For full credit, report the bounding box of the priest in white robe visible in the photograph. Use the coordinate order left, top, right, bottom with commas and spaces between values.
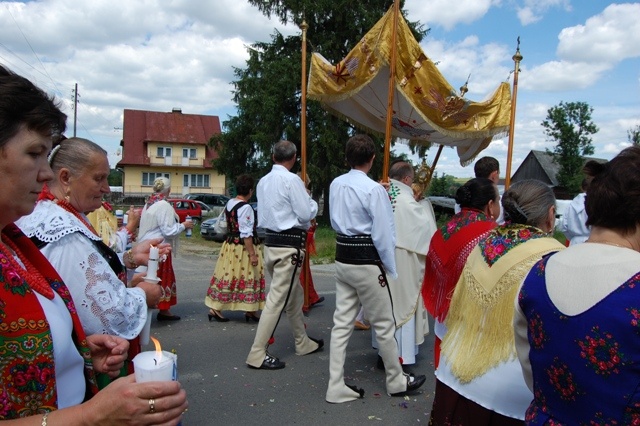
374, 161, 436, 370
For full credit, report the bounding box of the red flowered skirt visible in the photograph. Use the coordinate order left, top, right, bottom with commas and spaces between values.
157, 252, 177, 310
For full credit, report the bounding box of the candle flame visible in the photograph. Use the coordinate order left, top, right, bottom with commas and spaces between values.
151, 336, 163, 362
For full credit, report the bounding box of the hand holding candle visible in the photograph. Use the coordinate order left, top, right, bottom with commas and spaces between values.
145, 245, 159, 280
133, 337, 177, 382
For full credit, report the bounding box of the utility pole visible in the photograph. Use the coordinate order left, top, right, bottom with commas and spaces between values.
72, 83, 79, 137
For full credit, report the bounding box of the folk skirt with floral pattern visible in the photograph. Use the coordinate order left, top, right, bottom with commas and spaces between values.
205, 242, 266, 312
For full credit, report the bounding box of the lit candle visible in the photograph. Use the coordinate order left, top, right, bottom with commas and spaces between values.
146, 245, 159, 280
132, 337, 177, 382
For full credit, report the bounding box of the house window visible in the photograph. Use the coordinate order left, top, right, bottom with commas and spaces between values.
183, 174, 210, 188
142, 172, 170, 186
156, 146, 172, 158
182, 148, 197, 159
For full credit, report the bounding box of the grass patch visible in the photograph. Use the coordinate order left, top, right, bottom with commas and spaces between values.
311, 223, 336, 264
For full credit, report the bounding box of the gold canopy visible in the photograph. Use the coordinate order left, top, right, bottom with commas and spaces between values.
307, 6, 512, 165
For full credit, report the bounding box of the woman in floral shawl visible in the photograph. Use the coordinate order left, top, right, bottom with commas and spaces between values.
422, 178, 500, 368
515, 147, 640, 424
430, 179, 564, 426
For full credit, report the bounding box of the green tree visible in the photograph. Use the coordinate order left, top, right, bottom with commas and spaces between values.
542, 101, 598, 196
427, 172, 457, 197
628, 124, 640, 145
211, 1, 427, 217
108, 169, 123, 186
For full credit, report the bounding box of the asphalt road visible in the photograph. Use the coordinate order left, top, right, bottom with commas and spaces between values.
148, 240, 436, 425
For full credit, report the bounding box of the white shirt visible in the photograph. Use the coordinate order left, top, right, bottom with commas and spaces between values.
226, 198, 256, 238
329, 169, 397, 278
17, 201, 148, 339
257, 164, 317, 231
559, 192, 589, 245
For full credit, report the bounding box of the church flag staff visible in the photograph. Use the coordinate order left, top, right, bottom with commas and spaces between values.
505, 37, 523, 190
381, 0, 401, 182
299, 19, 312, 310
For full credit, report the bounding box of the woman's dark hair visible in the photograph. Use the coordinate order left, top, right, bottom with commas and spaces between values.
502, 179, 555, 227
0, 65, 66, 148
584, 145, 640, 235
235, 174, 255, 196
345, 134, 376, 167
454, 178, 497, 211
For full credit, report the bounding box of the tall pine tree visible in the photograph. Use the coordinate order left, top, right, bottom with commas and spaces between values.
210, 1, 427, 217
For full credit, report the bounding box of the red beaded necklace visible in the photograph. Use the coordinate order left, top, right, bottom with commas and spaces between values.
38, 185, 99, 237
0, 235, 54, 299
54, 197, 99, 237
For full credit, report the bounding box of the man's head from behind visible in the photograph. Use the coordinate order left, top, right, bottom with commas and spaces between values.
345, 134, 376, 169
474, 156, 500, 184
273, 140, 297, 166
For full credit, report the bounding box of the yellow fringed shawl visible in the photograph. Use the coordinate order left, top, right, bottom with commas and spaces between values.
441, 237, 565, 383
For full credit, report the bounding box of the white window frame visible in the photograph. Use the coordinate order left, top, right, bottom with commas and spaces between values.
183, 173, 210, 188
142, 172, 170, 186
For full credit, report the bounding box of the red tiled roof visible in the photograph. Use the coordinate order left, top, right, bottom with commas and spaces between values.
117, 108, 221, 167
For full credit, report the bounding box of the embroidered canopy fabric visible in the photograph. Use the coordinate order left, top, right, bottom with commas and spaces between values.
307, 7, 512, 165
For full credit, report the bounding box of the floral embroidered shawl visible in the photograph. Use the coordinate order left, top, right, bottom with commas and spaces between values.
422, 208, 495, 322
0, 224, 97, 419
441, 224, 565, 383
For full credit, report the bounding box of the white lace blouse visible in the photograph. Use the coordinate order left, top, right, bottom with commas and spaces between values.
16, 201, 148, 339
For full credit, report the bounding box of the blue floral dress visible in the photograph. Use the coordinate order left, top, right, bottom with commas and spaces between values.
519, 254, 640, 425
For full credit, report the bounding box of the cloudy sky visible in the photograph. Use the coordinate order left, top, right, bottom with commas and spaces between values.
1, 0, 639, 177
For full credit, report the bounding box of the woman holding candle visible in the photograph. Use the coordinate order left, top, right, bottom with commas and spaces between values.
205, 174, 266, 322
137, 177, 194, 321
17, 136, 163, 384
0, 64, 187, 425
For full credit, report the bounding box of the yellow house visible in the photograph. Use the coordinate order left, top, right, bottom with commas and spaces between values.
117, 108, 225, 198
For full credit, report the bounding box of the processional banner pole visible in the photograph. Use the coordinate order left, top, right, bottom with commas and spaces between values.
505, 38, 522, 190
382, 1, 401, 182
300, 19, 311, 310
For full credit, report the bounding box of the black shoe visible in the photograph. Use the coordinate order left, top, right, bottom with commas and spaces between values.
248, 354, 285, 370
157, 313, 181, 321
347, 384, 365, 398
308, 336, 324, 354
310, 296, 325, 307
207, 309, 229, 323
390, 374, 426, 396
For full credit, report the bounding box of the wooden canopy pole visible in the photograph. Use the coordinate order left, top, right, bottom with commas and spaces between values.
428, 144, 444, 181
381, 1, 400, 182
505, 38, 522, 190
299, 20, 311, 311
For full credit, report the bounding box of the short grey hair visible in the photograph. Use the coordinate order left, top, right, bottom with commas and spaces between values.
273, 140, 296, 163
48, 137, 107, 176
389, 161, 414, 181
502, 179, 555, 228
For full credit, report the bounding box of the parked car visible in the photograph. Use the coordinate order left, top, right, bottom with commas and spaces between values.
201, 203, 265, 242
166, 199, 202, 224
192, 200, 215, 217
184, 193, 229, 209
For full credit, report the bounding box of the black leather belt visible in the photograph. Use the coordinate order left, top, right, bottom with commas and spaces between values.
335, 234, 381, 265
265, 228, 307, 249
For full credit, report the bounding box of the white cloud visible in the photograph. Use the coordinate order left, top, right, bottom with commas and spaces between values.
516, 0, 572, 26
404, 0, 496, 30
557, 3, 640, 64
520, 60, 611, 91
